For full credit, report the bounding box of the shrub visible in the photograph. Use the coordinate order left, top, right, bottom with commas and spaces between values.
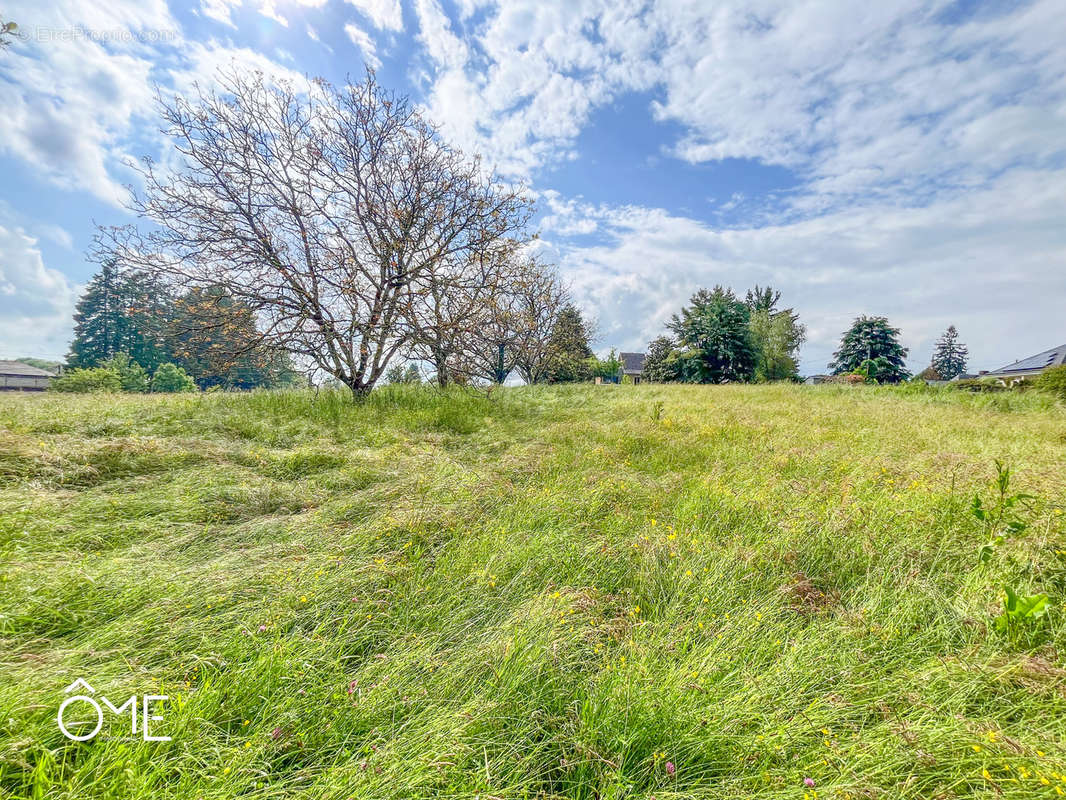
50, 367, 122, 393
1034, 364, 1066, 400
951, 378, 1006, 393
101, 352, 149, 393
151, 363, 198, 393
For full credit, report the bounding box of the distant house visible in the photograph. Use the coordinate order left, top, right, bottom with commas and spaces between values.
0, 360, 55, 391
983, 344, 1066, 382
804, 374, 832, 385
619, 352, 646, 384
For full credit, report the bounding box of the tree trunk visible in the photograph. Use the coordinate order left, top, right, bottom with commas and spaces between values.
434, 351, 450, 388
346, 379, 372, 401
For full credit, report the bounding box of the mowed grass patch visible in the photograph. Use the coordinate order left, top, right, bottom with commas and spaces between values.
0, 383, 1064, 799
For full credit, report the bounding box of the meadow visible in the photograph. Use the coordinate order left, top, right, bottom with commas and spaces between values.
0, 383, 1064, 799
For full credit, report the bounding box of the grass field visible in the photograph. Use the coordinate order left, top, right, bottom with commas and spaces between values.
1, 383, 1064, 799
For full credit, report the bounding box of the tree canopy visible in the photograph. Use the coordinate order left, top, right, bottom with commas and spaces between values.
745, 287, 805, 381
828, 316, 910, 382
667, 286, 756, 383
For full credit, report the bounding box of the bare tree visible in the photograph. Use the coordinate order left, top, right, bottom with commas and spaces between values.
406, 237, 525, 387
509, 260, 570, 385
95, 68, 533, 399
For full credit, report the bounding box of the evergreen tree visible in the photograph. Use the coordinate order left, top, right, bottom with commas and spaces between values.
641, 336, 680, 383
67, 260, 171, 371
745, 285, 782, 313
930, 325, 968, 380
828, 316, 910, 382
67, 260, 123, 368
544, 305, 593, 383
668, 286, 756, 383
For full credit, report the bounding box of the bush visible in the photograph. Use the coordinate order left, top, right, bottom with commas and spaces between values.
50, 367, 123, 393
151, 363, 198, 393
1034, 364, 1066, 399
101, 353, 149, 393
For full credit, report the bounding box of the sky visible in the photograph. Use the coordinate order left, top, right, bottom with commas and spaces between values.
0, 0, 1063, 375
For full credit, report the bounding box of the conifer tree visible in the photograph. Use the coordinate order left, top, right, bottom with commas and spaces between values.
544, 305, 593, 383
668, 286, 756, 383
828, 316, 910, 382
930, 325, 968, 380
67, 261, 171, 371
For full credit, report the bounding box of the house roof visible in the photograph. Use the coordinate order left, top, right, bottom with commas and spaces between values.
0, 360, 56, 377
985, 344, 1066, 376
619, 352, 646, 374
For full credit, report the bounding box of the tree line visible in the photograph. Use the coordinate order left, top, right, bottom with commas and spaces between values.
58, 259, 297, 392
631, 300, 968, 386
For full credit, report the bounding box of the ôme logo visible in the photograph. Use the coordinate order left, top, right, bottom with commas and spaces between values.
57, 678, 171, 742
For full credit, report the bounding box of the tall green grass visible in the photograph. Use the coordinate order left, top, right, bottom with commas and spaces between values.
0, 384, 1063, 799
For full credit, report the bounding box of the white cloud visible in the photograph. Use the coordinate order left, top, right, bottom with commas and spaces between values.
344, 23, 381, 70
0, 224, 78, 360
200, 0, 242, 28
413, 0, 468, 70
346, 0, 403, 32
0, 1, 174, 205
0, 0, 306, 206
411, 0, 1066, 213
198, 0, 329, 29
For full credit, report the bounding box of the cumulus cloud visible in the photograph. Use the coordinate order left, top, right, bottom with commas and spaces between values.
0, 224, 78, 360
0, 0, 307, 206
412, 0, 1066, 212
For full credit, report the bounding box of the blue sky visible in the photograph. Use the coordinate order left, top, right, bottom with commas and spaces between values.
1, 0, 1064, 374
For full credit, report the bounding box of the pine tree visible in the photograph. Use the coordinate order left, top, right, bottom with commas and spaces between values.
828, 316, 910, 382
67, 260, 123, 368
930, 325, 968, 380
544, 305, 593, 383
